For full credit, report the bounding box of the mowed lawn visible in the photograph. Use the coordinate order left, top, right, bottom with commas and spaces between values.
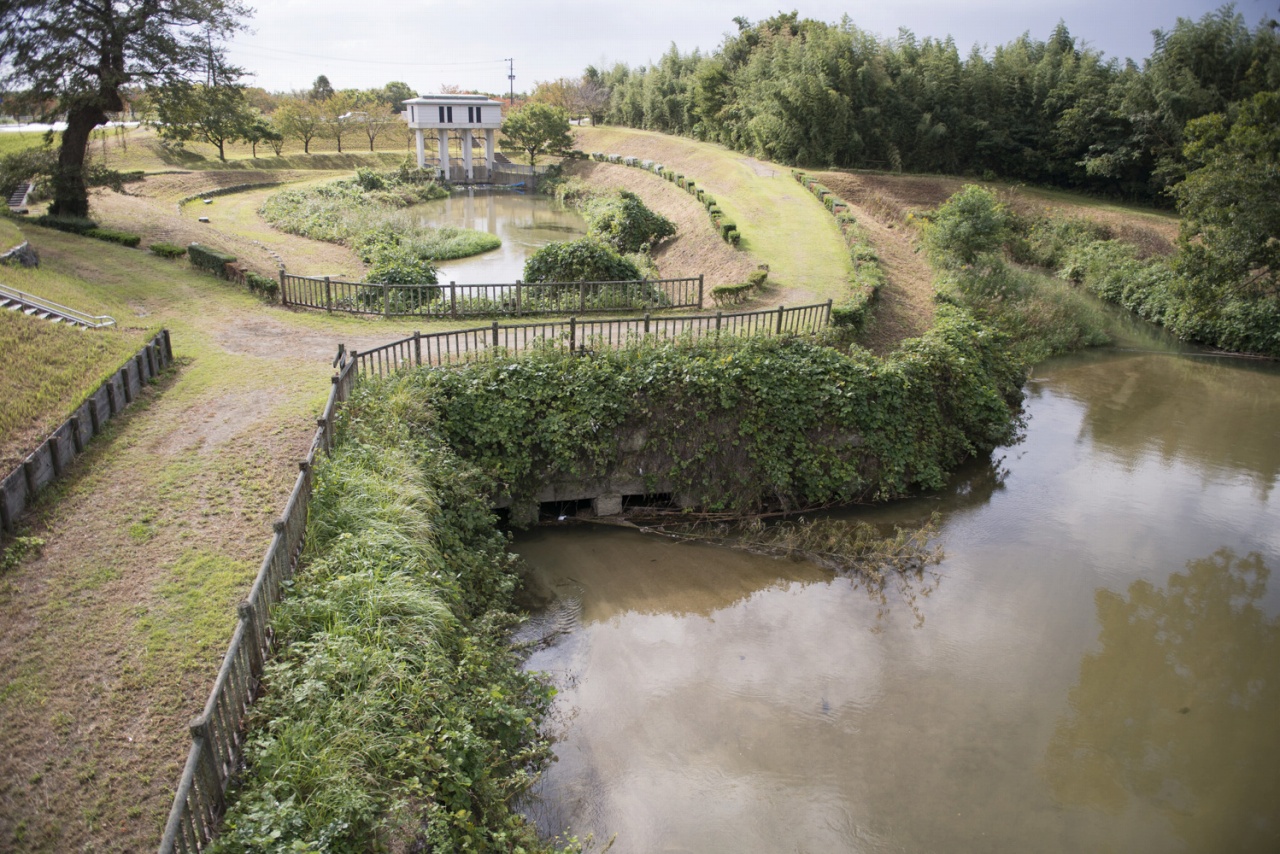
576, 126, 854, 306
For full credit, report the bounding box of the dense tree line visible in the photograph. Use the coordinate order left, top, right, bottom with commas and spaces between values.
592, 6, 1279, 203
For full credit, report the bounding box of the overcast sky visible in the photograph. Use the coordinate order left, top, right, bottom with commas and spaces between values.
225, 1, 1274, 95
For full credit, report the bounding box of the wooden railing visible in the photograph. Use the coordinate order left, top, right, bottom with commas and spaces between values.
349, 300, 834, 378
279, 271, 705, 317
157, 299, 831, 852
156, 354, 359, 854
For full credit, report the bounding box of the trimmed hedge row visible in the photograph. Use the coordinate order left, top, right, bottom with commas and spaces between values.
711, 267, 770, 306
187, 243, 237, 275
592, 151, 741, 247
792, 169, 885, 331
33, 214, 143, 249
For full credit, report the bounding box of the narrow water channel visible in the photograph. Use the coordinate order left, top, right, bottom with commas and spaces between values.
513, 330, 1280, 852
410, 190, 586, 284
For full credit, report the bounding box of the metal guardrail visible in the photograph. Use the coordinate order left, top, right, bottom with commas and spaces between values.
280, 271, 705, 317
0, 283, 116, 329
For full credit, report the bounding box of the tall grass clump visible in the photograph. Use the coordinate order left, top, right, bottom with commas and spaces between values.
260, 168, 499, 284
923, 186, 1111, 363
211, 383, 568, 853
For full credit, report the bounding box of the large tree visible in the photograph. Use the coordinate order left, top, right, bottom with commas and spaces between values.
0, 0, 249, 216
499, 102, 572, 167
152, 81, 256, 160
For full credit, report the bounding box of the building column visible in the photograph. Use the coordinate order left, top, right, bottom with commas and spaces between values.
463, 128, 474, 182
437, 129, 448, 181
415, 128, 425, 169
485, 129, 495, 172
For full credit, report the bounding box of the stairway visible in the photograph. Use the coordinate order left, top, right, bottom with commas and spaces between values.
0, 285, 116, 329
6, 181, 31, 214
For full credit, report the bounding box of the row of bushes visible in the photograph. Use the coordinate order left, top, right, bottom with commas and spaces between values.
711, 268, 769, 306
1001, 210, 1280, 357
32, 214, 142, 249
791, 171, 884, 331
188, 243, 279, 299
590, 152, 742, 246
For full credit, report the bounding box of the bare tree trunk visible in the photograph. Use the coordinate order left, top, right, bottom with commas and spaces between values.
51, 104, 106, 217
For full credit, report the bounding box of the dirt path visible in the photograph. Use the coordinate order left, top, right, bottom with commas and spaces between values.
815, 171, 940, 350
0, 191, 462, 853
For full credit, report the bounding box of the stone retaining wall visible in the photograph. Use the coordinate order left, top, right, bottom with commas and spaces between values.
0, 329, 173, 533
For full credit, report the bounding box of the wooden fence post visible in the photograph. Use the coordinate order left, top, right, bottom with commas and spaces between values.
825, 298, 833, 328
279, 268, 289, 307
569, 317, 577, 352
644, 313, 650, 335
413, 331, 422, 367
450, 282, 458, 319
324, 276, 332, 313
515, 280, 522, 316
715, 311, 722, 333
579, 281, 586, 314
382, 283, 390, 318
698, 274, 704, 309
492, 321, 500, 348
777, 305, 785, 335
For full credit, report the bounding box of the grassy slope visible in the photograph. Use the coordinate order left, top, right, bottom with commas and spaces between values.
575, 126, 854, 305
0, 310, 150, 471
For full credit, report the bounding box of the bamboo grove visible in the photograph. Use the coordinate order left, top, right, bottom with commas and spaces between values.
588, 6, 1279, 203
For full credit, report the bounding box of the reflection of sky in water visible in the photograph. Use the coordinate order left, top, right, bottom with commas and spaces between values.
517, 349, 1280, 853
410, 191, 586, 284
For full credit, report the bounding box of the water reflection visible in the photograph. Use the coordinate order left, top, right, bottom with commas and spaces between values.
1046, 549, 1280, 852
1038, 352, 1280, 493
409, 191, 587, 284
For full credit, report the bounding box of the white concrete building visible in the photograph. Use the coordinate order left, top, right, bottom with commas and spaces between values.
402, 94, 504, 182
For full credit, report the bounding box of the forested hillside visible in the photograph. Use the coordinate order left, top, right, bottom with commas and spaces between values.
591, 6, 1278, 203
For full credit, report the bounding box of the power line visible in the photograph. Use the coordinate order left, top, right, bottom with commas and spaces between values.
227, 44, 509, 68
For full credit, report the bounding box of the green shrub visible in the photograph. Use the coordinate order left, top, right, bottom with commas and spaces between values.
924, 185, 1010, 266
33, 213, 97, 235
524, 237, 642, 283
86, 227, 141, 248
245, 271, 280, 300
719, 221, 736, 239
748, 268, 768, 288
149, 242, 187, 259
580, 190, 676, 253
725, 228, 741, 246
711, 281, 755, 306
365, 243, 440, 285
188, 243, 237, 276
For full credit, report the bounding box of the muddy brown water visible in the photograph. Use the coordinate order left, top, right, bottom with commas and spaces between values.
513, 327, 1280, 852
411, 190, 587, 284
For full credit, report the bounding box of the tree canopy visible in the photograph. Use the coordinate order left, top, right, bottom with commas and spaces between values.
500, 102, 572, 167
0, 0, 251, 215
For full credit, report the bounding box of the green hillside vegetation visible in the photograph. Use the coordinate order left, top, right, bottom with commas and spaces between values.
0, 310, 149, 470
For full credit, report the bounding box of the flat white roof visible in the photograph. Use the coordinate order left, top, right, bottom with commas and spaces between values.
403, 94, 503, 106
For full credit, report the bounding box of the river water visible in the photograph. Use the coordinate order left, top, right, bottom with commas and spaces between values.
411, 190, 586, 284
513, 327, 1280, 852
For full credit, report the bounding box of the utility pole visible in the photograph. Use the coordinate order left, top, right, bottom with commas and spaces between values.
505, 58, 515, 108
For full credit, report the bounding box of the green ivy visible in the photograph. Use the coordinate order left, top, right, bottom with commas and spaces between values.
398, 309, 1024, 514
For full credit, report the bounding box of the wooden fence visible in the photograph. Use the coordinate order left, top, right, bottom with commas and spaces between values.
156, 351, 359, 854
350, 300, 834, 378
156, 299, 831, 852
279, 271, 705, 318
1, 330, 172, 533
